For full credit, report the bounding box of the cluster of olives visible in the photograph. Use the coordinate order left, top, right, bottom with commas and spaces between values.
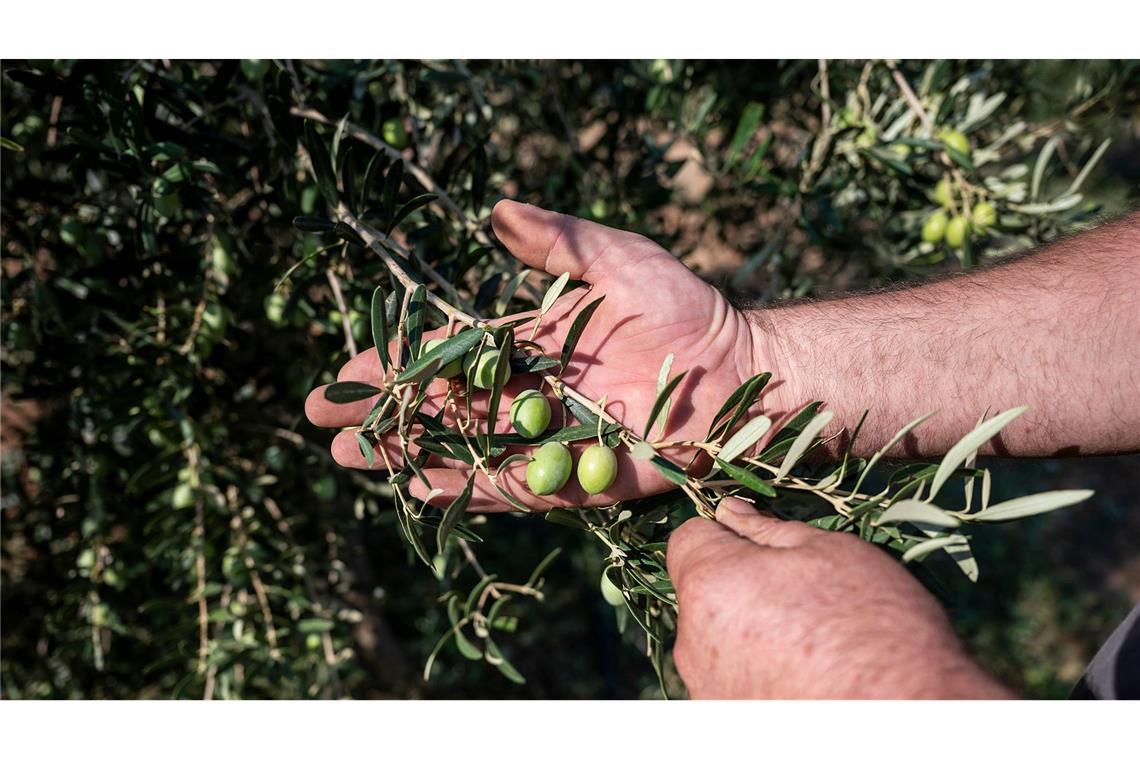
422, 338, 620, 497
512, 393, 618, 497
919, 131, 998, 249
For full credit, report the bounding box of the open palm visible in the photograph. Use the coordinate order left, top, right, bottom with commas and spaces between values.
305, 200, 766, 511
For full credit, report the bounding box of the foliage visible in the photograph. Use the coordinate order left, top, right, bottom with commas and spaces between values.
3, 60, 1138, 699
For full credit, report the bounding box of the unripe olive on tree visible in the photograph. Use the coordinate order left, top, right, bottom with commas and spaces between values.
600, 571, 625, 606
946, 215, 970, 248
940, 128, 970, 157
382, 118, 407, 149
933, 176, 954, 208
172, 482, 195, 509
922, 211, 948, 243
464, 347, 510, 390
509, 390, 552, 439
973, 201, 998, 229
241, 59, 270, 80
577, 444, 618, 495
423, 338, 464, 378
305, 633, 322, 651
525, 442, 572, 496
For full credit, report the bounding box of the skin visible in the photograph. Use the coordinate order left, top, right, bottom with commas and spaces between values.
306, 202, 1140, 698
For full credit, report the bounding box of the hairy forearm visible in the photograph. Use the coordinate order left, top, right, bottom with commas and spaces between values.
749, 212, 1140, 457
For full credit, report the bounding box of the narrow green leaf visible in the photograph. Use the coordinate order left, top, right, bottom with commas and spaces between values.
495, 269, 531, 317
482, 329, 515, 456
714, 458, 777, 498
303, 120, 338, 206
541, 272, 571, 315
355, 432, 375, 469
643, 368, 687, 439
707, 372, 771, 438
725, 102, 764, 170
324, 381, 381, 404
405, 284, 426, 361
559, 295, 605, 371
436, 473, 475, 551
901, 535, 966, 563
970, 489, 1093, 523
776, 410, 834, 479
650, 455, 688, 486
874, 499, 961, 530
484, 639, 525, 685
381, 158, 404, 229
525, 547, 563, 587
371, 286, 390, 370
717, 415, 772, 465
929, 407, 1026, 500
389, 192, 437, 233
1065, 138, 1111, 196
292, 216, 336, 233
395, 328, 483, 384
851, 412, 935, 497
510, 353, 560, 374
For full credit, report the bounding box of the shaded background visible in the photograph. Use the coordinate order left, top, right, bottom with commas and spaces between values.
2, 59, 1138, 698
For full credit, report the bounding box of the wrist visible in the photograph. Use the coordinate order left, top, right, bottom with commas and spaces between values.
742, 306, 810, 422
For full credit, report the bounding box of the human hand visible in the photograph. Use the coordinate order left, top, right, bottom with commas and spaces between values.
305, 200, 774, 511
666, 498, 1013, 699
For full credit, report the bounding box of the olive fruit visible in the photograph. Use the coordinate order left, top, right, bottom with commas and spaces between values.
600, 571, 625, 606
933, 176, 954, 208
922, 211, 948, 243
946, 215, 969, 248
577, 444, 618, 495
463, 347, 510, 390
525, 442, 572, 496
972, 201, 997, 229
241, 59, 270, 80
509, 390, 551, 439
172, 482, 195, 509
940, 129, 970, 156
382, 118, 407, 149
423, 338, 464, 378
305, 633, 322, 651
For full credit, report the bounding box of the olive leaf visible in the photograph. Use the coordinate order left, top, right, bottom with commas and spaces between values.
643, 367, 686, 440
436, 473, 475, 552
874, 499, 961, 530
371, 285, 391, 370
323, 381, 381, 403
928, 406, 1026, 500
559, 295, 605, 371
969, 489, 1093, 522
354, 432, 375, 469
714, 458, 777, 498
776, 410, 834, 479
541, 272, 571, 315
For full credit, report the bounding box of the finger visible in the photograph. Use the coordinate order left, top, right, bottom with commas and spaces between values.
305, 382, 380, 428
665, 515, 751, 583
330, 429, 434, 471
491, 199, 653, 285
714, 497, 819, 548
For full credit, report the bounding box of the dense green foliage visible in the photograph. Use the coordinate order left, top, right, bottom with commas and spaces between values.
3, 60, 1139, 699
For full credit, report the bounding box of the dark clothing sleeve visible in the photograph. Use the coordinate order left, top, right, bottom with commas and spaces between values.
1071, 602, 1140, 700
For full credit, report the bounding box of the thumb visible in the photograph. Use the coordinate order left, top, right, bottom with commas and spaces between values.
490, 199, 654, 285
714, 497, 818, 549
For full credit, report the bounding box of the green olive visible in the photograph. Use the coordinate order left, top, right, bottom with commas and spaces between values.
600, 571, 625, 606
577, 444, 618, 495
933, 177, 954, 209
946, 215, 969, 248
940, 129, 970, 156
264, 293, 287, 325
241, 59, 270, 80
229, 601, 247, 617
972, 201, 997, 229
172, 482, 195, 509
312, 474, 337, 502
525, 442, 572, 496
305, 633, 322, 651
463, 347, 510, 390
921, 211, 948, 243
382, 118, 407, 150
509, 390, 551, 439
423, 338, 464, 378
